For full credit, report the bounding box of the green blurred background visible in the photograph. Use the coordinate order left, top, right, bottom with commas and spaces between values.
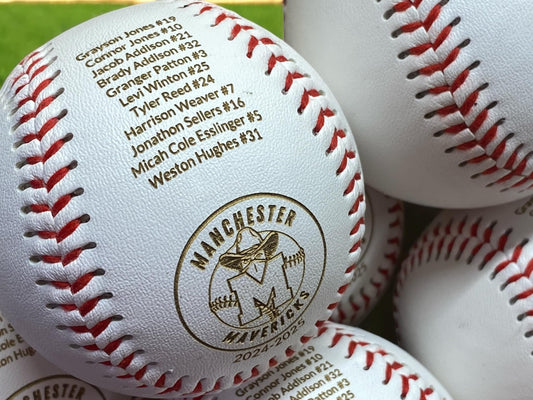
0, 1, 438, 344
0, 3, 283, 83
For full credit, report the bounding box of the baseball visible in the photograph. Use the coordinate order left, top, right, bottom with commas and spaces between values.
195, 321, 452, 400
0, 309, 131, 400
394, 196, 533, 400
331, 186, 403, 325
284, 0, 533, 208
0, 1, 365, 398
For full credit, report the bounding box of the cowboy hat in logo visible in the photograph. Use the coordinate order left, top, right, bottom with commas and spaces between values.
175, 193, 326, 351
210, 227, 305, 328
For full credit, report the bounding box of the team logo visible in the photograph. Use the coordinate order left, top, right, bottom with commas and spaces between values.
210, 226, 305, 328
7, 375, 107, 400
175, 193, 326, 351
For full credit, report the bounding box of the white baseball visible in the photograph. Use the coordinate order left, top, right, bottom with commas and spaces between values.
193, 321, 452, 400
284, 0, 533, 208
394, 196, 533, 400
331, 186, 403, 325
0, 310, 132, 400
0, 1, 365, 398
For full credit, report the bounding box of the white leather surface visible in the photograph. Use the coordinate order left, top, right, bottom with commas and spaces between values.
0, 310, 130, 400
0, 1, 365, 397
284, 0, 533, 208
331, 186, 403, 325
395, 197, 533, 400
208, 321, 452, 400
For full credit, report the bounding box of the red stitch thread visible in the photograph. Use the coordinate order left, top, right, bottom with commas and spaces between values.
350, 194, 365, 216
31, 215, 87, 243
117, 353, 135, 369
78, 297, 100, 316
18, 95, 57, 125
10, 2, 365, 394
25, 163, 73, 192
327, 128, 347, 153
284, 71, 304, 93
332, 326, 440, 400
72, 271, 98, 293
345, 264, 356, 275
60, 304, 77, 312
335, 198, 403, 325
337, 150, 356, 175
18, 76, 56, 108
313, 108, 335, 134
505, 258, 533, 287
14, 61, 46, 95
11, 51, 40, 88
298, 89, 319, 114
396, 215, 533, 347
104, 337, 124, 354
39, 244, 86, 265
391, 1, 533, 189
394, 2, 411, 13
384, 360, 397, 384
23, 112, 65, 143
267, 55, 288, 74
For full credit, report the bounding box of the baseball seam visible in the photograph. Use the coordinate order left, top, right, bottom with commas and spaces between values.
318, 323, 443, 400
191, 322, 444, 400
383, 0, 533, 191
8, 47, 116, 327
393, 215, 533, 347
334, 199, 403, 325
8, 43, 133, 382
6, 1, 365, 396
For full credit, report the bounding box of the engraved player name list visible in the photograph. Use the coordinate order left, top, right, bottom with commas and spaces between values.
0, 312, 36, 370
0, 311, 130, 399
74, 16, 266, 189
230, 344, 354, 400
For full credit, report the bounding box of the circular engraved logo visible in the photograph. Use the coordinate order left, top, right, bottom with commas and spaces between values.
175, 193, 326, 351
7, 375, 107, 400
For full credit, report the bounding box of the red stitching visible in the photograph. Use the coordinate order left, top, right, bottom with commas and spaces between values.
333, 197, 403, 325
27, 214, 88, 243
337, 150, 356, 175
25, 135, 70, 166
13, 58, 45, 94
8, 2, 365, 395
395, 214, 533, 344
327, 128, 347, 154
11, 50, 41, 88
284, 71, 305, 93
40, 270, 100, 294
393, 1, 412, 13
390, 0, 533, 190
9, 46, 129, 387
180, 3, 364, 394
24, 187, 81, 218
18, 95, 57, 125
319, 324, 438, 400
350, 194, 365, 216
18, 74, 57, 109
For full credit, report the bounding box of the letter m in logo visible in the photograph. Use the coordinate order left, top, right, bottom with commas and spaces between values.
227, 253, 294, 326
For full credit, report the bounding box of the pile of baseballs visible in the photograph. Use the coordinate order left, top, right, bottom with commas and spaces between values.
0, 0, 530, 399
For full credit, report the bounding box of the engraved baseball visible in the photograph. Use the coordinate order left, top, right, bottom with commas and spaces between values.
394, 196, 533, 400
199, 321, 452, 400
0, 310, 130, 400
284, 0, 533, 208
0, 1, 365, 398
331, 186, 403, 325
